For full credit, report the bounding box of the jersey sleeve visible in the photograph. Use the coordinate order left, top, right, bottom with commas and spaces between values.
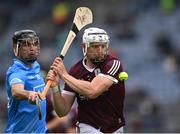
99, 59, 123, 84
8, 71, 25, 86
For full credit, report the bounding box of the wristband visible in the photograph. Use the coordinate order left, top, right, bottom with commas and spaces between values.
52, 86, 61, 93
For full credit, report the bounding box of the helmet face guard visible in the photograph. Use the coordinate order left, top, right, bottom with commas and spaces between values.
86, 42, 109, 65
12, 30, 40, 63
17, 37, 40, 48
82, 27, 110, 65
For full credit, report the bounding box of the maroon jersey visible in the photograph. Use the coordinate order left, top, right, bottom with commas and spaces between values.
64, 54, 125, 133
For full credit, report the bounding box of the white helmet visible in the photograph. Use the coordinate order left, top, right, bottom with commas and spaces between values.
82, 27, 110, 65
83, 27, 110, 44
82, 27, 110, 56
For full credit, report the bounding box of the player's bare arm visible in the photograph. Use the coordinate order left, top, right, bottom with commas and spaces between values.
11, 84, 38, 104
53, 93, 75, 117
51, 57, 113, 99
63, 74, 113, 99
46, 69, 75, 117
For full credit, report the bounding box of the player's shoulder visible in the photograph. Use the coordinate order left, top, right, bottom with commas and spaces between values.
99, 54, 122, 74
12, 58, 27, 70
107, 54, 120, 61
6, 64, 21, 76
102, 54, 121, 66
6, 60, 27, 78
7, 66, 24, 77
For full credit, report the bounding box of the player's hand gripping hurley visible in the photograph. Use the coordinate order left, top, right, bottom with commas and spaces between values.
38, 7, 93, 99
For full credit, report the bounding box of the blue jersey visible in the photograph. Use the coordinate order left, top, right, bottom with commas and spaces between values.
4, 58, 47, 133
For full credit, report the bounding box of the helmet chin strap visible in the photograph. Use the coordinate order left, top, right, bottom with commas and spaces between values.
82, 43, 88, 56
90, 59, 102, 65
89, 55, 107, 65
88, 51, 108, 66
18, 57, 37, 65
22, 51, 39, 63
25, 59, 37, 63
14, 43, 39, 64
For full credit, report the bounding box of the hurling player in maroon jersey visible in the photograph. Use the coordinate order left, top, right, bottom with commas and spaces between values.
46, 27, 126, 133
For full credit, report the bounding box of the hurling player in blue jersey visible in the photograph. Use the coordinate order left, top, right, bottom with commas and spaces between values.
4, 30, 47, 133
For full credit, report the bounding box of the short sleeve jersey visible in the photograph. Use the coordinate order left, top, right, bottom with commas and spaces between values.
4, 58, 47, 133
63, 55, 125, 133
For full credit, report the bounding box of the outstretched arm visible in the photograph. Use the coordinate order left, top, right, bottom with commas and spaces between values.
11, 84, 38, 104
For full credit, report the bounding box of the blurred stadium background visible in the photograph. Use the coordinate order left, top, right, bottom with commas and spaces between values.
0, 0, 180, 132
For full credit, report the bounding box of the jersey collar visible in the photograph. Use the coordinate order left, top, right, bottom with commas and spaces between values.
82, 57, 95, 72
13, 58, 36, 70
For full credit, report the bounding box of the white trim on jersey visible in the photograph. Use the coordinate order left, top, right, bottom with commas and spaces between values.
98, 73, 118, 84
62, 90, 76, 96
10, 78, 24, 85
107, 60, 121, 76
